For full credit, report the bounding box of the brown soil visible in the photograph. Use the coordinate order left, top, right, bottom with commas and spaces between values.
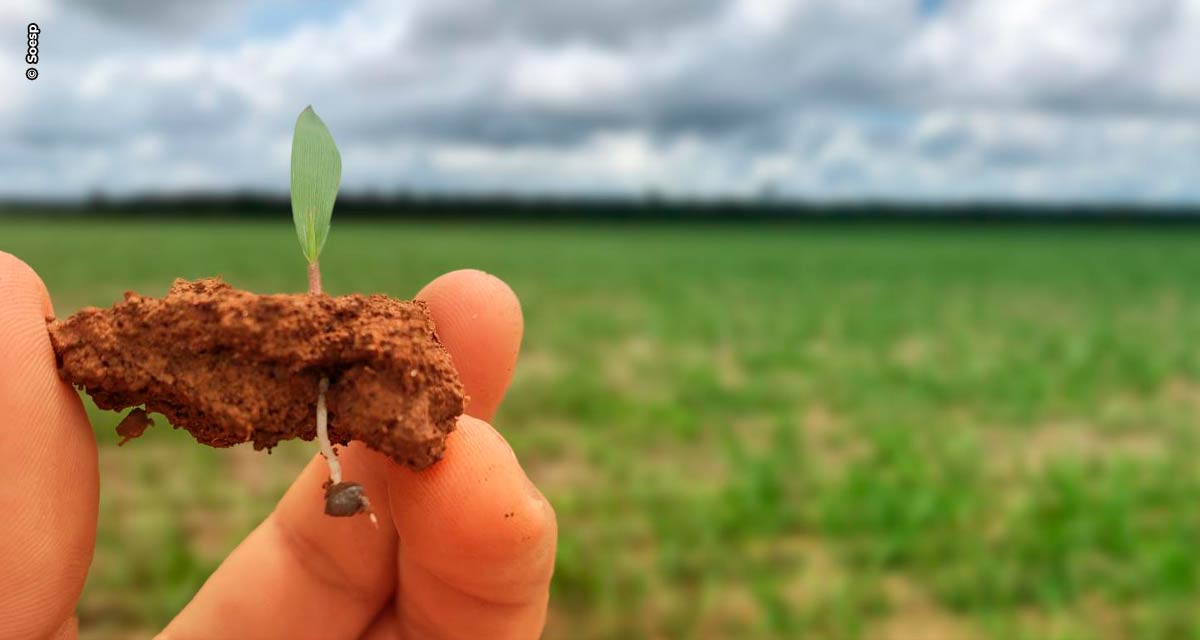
48, 277, 464, 469
115, 408, 153, 446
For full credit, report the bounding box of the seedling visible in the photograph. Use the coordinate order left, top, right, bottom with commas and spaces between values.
290, 105, 374, 521
291, 105, 339, 297
46, 107, 465, 520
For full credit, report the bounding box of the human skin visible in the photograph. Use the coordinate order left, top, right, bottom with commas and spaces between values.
0, 252, 557, 640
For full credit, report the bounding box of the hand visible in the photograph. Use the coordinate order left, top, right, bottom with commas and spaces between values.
0, 252, 557, 640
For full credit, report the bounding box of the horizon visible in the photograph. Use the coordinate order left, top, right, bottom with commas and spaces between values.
8, 190, 1200, 220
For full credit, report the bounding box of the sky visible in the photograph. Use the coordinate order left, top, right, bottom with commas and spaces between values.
2, 0, 1199, 203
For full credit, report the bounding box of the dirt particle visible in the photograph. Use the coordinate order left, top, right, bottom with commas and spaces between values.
115, 408, 153, 446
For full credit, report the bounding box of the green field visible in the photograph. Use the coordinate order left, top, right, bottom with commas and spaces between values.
5, 220, 1200, 639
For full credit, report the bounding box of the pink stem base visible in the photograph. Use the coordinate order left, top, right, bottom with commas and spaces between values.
307, 260, 323, 295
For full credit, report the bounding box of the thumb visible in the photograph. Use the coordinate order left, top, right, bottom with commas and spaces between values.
0, 252, 98, 639
388, 415, 557, 640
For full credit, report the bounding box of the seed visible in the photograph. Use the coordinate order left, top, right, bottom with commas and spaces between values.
324, 481, 371, 517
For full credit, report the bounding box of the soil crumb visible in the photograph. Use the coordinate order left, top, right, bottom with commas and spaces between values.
115, 408, 154, 446
49, 277, 464, 469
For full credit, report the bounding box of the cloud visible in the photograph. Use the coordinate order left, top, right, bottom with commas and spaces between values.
2, 0, 1200, 202
413, 0, 728, 46
908, 0, 1200, 115
56, 0, 245, 32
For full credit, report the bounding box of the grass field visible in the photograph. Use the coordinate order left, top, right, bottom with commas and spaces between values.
5, 219, 1200, 639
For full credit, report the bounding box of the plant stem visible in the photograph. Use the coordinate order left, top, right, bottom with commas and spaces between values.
307, 260, 323, 295
308, 258, 339, 483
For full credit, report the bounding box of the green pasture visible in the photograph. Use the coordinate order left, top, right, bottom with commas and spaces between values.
4, 219, 1200, 639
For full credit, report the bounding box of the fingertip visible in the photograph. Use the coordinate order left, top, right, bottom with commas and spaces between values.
417, 270, 523, 421
0, 251, 54, 319
419, 269, 522, 318
0, 251, 75, 417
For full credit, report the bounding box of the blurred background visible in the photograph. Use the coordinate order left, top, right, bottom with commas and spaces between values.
4, 1, 1200, 638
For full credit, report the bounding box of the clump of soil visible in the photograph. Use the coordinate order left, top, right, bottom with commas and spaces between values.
115, 408, 154, 446
48, 277, 464, 469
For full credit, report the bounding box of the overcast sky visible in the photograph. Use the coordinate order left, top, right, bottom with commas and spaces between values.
2, 0, 1199, 202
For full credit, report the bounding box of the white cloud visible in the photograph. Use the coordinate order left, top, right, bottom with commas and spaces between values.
2, 0, 1200, 202
505, 45, 634, 109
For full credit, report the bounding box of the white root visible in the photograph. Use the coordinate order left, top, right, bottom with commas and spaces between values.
315, 376, 342, 484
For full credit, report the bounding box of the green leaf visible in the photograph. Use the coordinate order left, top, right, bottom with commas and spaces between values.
290, 105, 342, 263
